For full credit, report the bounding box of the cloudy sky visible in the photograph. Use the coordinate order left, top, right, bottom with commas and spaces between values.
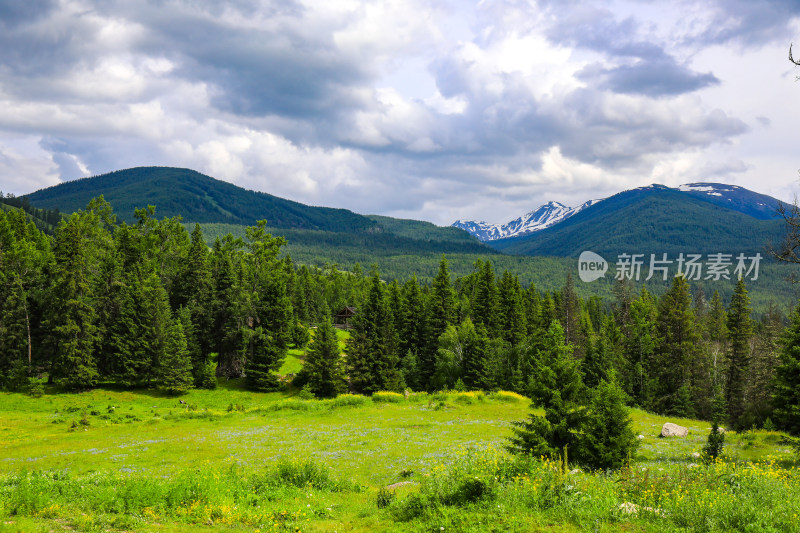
1, 0, 800, 225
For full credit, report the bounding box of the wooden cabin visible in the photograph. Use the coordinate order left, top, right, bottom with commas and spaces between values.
334, 306, 357, 330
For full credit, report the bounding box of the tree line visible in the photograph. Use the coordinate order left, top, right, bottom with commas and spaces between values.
2, 197, 800, 438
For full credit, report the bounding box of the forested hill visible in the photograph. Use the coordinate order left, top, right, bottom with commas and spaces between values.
491, 185, 786, 257
25, 167, 377, 231
23, 167, 496, 257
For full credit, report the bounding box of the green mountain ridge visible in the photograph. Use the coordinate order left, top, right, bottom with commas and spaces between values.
23, 166, 496, 259
491, 185, 786, 258
25, 167, 378, 232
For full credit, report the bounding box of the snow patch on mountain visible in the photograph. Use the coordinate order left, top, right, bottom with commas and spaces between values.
452, 199, 600, 241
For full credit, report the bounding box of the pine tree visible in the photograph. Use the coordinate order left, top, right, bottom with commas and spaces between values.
706, 290, 729, 393
305, 312, 346, 398
581, 377, 639, 470
508, 321, 587, 463
178, 224, 214, 371
420, 256, 455, 390
726, 277, 753, 429
559, 273, 583, 356
346, 267, 401, 394
210, 237, 245, 377
498, 271, 527, 345
0, 275, 30, 388
747, 303, 783, 424
773, 304, 800, 435
158, 315, 194, 394
399, 275, 425, 387
652, 276, 703, 416
582, 334, 608, 389
108, 271, 151, 387
47, 212, 99, 390
243, 221, 292, 391
624, 288, 657, 408
471, 260, 498, 336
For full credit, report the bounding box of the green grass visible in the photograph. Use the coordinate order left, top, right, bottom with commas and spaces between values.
279, 329, 349, 376
0, 385, 798, 532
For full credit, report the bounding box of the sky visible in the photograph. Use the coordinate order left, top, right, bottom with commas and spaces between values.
1, 0, 800, 226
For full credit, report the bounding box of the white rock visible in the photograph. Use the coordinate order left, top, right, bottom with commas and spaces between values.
661, 422, 688, 437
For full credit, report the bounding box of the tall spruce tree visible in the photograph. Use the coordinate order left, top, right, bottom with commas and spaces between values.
471, 260, 498, 336
157, 315, 194, 394
346, 267, 401, 394
747, 303, 783, 424
305, 311, 346, 398
498, 271, 527, 345
726, 277, 753, 429
653, 276, 702, 417
421, 256, 455, 390
47, 212, 100, 390
242, 221, 292, 391
623, 288, 657, 408
559, 273, 584, 356
773, 303, 800, 435
400, 275, 425, 389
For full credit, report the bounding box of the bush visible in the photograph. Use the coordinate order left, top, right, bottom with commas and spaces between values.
703, 422, 725, 462
297, 384, 315, 400
376, 487, 395, 509
196, 360, 217, 390
328, 394, 369, 408
372, 391, 404, 403
492, 390, 526, 403
27, 379, 44, 398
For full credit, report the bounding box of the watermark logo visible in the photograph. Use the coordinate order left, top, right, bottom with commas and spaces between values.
577, 251, 763, 282
578, 251, 608, 282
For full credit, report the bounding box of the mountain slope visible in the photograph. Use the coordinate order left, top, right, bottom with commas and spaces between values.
677, 183, 782, 220
453, 199, 599, 241
491, 185, 785, 258
457, 182, 782, 243
25, 167, 378, 232
23, 166, 496, 257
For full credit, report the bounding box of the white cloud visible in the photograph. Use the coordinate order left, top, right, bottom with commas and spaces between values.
0, 0, 797, 228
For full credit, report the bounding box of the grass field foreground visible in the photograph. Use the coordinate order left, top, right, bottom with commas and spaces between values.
1, 385, 799, 532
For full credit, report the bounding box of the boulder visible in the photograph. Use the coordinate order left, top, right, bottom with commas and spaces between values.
661, 422, 688, 437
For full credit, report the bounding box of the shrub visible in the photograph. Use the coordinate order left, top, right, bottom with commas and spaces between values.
372, 391, 404, 403
297, 384, 315, 400
376, 487, 395, 508
196, 360, 217, 390
328, 394, 369, 408
492, 390, 526, 403
27, 379, 44, 398
703, 422, 725, 462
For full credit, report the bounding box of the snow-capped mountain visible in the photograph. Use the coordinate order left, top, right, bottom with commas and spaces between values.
452, 199, 601, 242
631, 182, 781, 220
453, 182, 782, 242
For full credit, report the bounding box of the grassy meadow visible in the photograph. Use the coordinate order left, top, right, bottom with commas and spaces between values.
1, 378, 799, 532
